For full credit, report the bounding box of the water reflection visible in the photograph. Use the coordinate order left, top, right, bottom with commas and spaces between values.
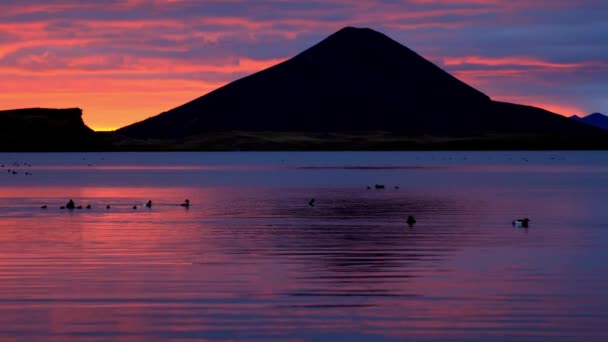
0, 152, 608, 340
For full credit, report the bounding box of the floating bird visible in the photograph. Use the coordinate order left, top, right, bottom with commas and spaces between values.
144, 200, 152, 208
133, 205, 137, 210
374, 184, 385, 189
180, 199, 190, 208
66, 199, 75, 210
394, 186, 399, 189
106, 205, 111, 209
76, 205, 83, 210
406, 215, 416, 227
308, 198, 315, 207
60, 206, 65, 209
366, 186, 371, 190
40, 205, 47, 209
85, 204, 91, 209
512, 218, 530, 228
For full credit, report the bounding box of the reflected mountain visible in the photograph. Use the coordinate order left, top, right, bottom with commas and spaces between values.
207, 189, 484, 298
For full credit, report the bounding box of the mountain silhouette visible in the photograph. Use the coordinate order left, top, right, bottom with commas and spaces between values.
118, 27, 607, 149
571, 113, 608, 130
0, 108, 102, 151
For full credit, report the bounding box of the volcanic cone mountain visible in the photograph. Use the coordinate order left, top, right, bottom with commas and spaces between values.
118, 27, 606, 149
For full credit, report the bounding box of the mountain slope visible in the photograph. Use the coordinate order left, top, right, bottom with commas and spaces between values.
117, 27, 607, 148
119, 27, 494, 138
571, 113, 608, 130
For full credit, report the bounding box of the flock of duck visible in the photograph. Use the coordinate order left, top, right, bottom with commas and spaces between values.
41, 199, 191, 210
12, 158, 529, 228
42, 195, 529, 228
2, 162, 33, 176
309, 195, 529, 228
365, 183, 530, 228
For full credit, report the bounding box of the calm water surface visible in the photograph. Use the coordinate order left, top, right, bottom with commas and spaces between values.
1, 151, 608, 341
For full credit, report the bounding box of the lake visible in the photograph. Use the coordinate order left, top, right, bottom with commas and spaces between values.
1, 151, 608, 341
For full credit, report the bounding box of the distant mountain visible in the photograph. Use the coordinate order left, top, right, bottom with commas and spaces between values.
117, 27, 608, 150
571, 113, 608, 130
0, 108, 102, 151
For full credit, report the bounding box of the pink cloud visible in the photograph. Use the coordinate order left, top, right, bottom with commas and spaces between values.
444, 56, 588, 69
0, 0, 604, 130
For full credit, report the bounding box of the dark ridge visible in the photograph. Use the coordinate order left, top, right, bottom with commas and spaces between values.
117, 26, 491, 138
0, 108, 103, 151
112, 26, 608, 149
571, 112, 608, 130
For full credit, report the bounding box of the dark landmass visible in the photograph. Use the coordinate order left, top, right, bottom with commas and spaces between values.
3, 27, 607, 151
116, 26, 608, 150
571, 113, 608, 130
0, 108, 105, 151
107, 130, 606, 151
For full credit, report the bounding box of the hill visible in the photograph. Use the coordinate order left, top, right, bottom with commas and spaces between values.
111, 27, 608, 149
571, 113, 608, 130
0, 108, 103, 151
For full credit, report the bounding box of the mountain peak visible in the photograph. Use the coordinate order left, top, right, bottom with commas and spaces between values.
331, 26, 383, 38
117, 27, 604, 146
335, 26, 375, 33
296, 26, 413, 61
571, 112, 608, 130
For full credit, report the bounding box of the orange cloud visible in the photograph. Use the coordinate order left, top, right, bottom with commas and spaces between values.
0, 54, 285, 130
0, 0, 603, 131
0, 78, 227, 131
444, 56, 587, 69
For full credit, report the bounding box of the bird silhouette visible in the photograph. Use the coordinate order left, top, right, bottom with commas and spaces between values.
512, 218, 530, 228
406, 215, 416, 227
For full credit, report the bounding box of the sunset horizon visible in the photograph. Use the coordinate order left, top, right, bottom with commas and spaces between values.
4, 2, 608, 340
1, 1, 605, 131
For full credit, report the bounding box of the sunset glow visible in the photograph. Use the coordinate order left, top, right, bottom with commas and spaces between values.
1, 0, 605, 130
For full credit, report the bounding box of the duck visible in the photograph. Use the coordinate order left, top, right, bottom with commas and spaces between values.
40, 205, 47, 209
180, 199, 190, 208
144, 200, 152, 208
406, 215, 416, 227
106, 205, 111, 209
308, 198, 315, 207
374, 184, 385, 189
132, 205, 137, 210
512, 218, 530, 228
76, 205, 83, 210
85, 204, 91, 209
66, 199, 75, 210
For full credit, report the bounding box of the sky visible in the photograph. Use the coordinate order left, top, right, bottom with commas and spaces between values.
1, 0, 606, 131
